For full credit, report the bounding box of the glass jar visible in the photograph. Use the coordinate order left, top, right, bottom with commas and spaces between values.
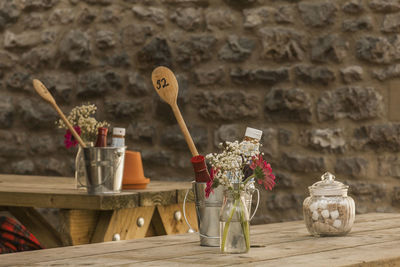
220, 190, 250, 253
303, 172, 355, 236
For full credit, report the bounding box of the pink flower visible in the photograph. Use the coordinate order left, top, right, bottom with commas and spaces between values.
64, 126, 81, 149
205, 168, 216, 198
250, 154, 276, 191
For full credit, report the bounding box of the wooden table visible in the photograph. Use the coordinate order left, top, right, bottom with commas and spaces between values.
0, 213, 399, 266
0, 174, 197, 248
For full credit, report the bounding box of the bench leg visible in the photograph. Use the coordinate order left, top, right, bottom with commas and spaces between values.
59, 209, 99, 246
91, 206, 155, 243
156, 203, 198, 235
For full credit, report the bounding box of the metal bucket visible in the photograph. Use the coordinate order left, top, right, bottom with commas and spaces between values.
183, 181, 260, 247
82, 146, 126, 194
187, 182, 224, 247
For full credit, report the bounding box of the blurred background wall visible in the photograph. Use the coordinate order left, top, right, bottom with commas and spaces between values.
0, 0, 400, 223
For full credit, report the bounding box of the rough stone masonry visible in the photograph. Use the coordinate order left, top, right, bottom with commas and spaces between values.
1, 0, 400, 223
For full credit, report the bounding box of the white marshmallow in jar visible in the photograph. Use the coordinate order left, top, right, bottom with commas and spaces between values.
303, 172, 355, 236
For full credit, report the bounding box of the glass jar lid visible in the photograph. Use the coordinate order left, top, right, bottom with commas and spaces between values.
309, 172, 348, 196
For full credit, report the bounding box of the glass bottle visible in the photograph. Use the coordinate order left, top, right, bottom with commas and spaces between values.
241, 127, 263, 157
95, 127, 108, 147
303, 172, 355, 236
220, 190, 250, 254
111, 127, 126, 147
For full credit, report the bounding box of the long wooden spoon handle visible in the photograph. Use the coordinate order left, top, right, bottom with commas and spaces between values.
33, 79, 86, 149
53, 103, 86, 148
171, 104, 198, 157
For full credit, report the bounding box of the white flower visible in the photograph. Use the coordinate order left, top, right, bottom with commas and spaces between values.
206, 139, 263, 188
56, 103, 110, 143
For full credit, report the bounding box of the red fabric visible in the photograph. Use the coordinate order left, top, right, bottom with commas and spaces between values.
0, 216, 43, 254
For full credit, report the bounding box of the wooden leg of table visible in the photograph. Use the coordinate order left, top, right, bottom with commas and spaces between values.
156, 203, 198, 235
145, 219, 157, 237
91, 206, 155, 243
89, 210, 113, 244
149, 207, 167, 236
59, 209, 99, 246
6, 207, 65, 248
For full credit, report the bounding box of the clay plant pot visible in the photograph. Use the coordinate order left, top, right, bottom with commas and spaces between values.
122, 150, 150, 189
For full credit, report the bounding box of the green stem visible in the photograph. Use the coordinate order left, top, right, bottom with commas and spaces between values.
242, 174, 255, 185
221, 198, 239, 253
239, 199, 250, 251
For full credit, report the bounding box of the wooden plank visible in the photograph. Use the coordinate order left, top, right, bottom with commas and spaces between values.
0, 213, 397, 266
121, 207, 155, 240
248, 213, 400, 247
90, 210, 113, 244
139, 190, 177, 207
0, 191, 140, 210
130, 180, 193, 192
250, 212, 400, 236
0, 174, 74, 188
117, 226, 400, 266
245, 240, 400, 267
156, 204, 188, 235
177, 186, 195, 203
0, 175, 190, 210
183, 202, 198, 232
14, 226, 400, 267
157, 203, 198, 234
0, 234, 199, 267
98, 194, 140, 210
6, 207, 65, 248
91, 207, 155, 243
150, 222, 400, 266
59, 209, 99, 245
0, 175, 191, 193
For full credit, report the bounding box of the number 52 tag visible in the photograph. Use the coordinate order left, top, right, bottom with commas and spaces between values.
156, 78, 169, 90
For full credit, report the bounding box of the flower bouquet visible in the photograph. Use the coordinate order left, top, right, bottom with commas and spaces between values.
205, 140, 275, 253
56, 104, 109, 148
56, 104, 109, 188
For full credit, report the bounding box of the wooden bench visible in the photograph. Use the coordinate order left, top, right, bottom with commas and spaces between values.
0, 174, 197, 248
0, 213, 399, 266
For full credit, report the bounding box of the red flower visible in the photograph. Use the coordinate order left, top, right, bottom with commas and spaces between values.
205, 168, 216, 198
250, 154, 276, 191
64, 126, 81, 149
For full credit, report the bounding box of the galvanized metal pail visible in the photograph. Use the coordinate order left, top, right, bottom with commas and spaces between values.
82, 146, 126, 194
183, 181, 260, 247
182, 182, 224, 247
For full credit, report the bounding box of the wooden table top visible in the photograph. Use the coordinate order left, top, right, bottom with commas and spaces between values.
0, 213, 399, 266
0, 174, 192, 210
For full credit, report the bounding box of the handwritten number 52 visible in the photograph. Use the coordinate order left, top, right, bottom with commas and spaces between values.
156, 78, 169, 90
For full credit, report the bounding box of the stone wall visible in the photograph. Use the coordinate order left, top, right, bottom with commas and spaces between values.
1, 0, 400, 223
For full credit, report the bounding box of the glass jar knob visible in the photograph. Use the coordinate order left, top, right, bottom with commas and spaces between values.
321, 172, 335, 182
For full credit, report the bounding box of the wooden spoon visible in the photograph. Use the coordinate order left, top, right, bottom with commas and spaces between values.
151, 66, 199, 156
32, 79, 86, 148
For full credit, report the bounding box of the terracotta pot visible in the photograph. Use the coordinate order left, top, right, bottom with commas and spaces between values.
122, 150, 150, 189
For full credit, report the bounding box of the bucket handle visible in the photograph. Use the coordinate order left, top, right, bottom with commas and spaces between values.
182, 187, 260, 236
182, 189, 218, 238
